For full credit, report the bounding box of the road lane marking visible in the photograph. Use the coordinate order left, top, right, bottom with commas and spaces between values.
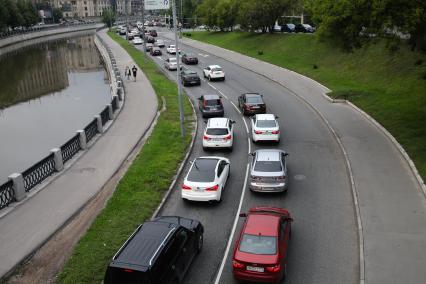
214, 163, 250, 284
215, 89, 229, 100
230, 101, 241, 114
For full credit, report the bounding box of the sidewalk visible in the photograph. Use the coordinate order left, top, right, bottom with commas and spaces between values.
165, 33, 426, 284
0, 29, 158, 278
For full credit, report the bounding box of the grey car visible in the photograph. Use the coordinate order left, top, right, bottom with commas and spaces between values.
249, 149, 288, 192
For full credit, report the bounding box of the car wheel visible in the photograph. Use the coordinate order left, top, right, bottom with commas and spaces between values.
229, 145, 233, 151
208, 75, 211, 81
196, 233, 203, 254
222, 77, 225, 81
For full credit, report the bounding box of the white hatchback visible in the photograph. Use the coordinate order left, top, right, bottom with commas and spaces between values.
251, 114, 280, 142
203, 65, 225, 81
202, 117, 235, 150
181, 157, 230, 202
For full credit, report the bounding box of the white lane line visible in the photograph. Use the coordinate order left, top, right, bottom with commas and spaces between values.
215, 89, 229, 100
230, 101, 241, 115
247, 137, 251, 154
207, 82, 217, 90
214, 163, 250, 284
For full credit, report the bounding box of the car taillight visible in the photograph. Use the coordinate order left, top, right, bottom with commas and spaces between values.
232, 260, 245, 269
254, 130, 263, 134
182, 184, 191, 190
272, 130, 280, 134
245, 105, 251, 109
224, 135, 232, 140
276, 176, 286, 181
265, 264, 281, 273
251, 175, 261, 181
123, 269, 134, 273
203, 135, 210, 140
205, 184, 219, 191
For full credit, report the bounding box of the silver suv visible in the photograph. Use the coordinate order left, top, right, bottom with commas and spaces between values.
249, 149, 288, 192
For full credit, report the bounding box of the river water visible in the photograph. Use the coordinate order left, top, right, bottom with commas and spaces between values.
0, 34, 111, 184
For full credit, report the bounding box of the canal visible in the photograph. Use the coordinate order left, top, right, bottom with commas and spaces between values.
0, 34, 111, 184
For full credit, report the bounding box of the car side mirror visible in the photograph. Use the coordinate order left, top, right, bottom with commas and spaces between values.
239, 213, 247, 218
275, 116, 279, 119
198, 97, 202, 100
203, 120, 207, 124
286, 217, 293, 222
284, 153, 289, 156
231, 120, 236, 124
248, 153, 254, 156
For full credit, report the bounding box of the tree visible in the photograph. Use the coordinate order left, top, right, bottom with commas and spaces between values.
4, 0, 25, 28
17, 0, 38, 27
52, 7, 63, 23
0, 0, 10, 31
102, 8, 116, 28
196, 0, 218, 29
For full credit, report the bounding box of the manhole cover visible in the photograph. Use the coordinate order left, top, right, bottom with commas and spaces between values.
294, 174, 306, 181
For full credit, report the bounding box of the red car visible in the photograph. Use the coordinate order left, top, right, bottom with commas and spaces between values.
232, 207, 293, 283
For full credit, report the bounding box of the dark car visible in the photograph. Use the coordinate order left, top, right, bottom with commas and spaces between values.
145, 43, 154, 52
150, 47, 162, 56
238, 93, 266, 115
150, 29, 158, 37
281, 23, 295, 33
147, 36, 156, 43
198, 94, 224, 118
295, 23, 314, 33
104, 216, 204, 284
126, 33, 134, 40
181, 69, 201, 86
182, 53, 199, 65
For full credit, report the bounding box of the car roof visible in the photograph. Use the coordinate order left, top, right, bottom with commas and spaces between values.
255, 150, 282, 161
203, 94, 220, 100
244, 213, 280, 236
256, 114, 275, 120
207, 117, 229, 128
208, 65, 221, 69
183, 69, 196, 74
111, 221, 178, 270
244, 93, 261, 98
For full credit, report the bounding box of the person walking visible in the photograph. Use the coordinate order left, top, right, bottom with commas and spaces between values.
132, 65, 138, 82
125, 66, 131, 80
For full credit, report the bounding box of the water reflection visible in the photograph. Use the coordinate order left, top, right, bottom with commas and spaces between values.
0, 35, 110, 183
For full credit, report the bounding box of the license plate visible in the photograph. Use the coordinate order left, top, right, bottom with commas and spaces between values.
191, 81, 197, 84
195, 187, 204, 192
212, 138, 222, 142
246, 266, 264, 272
251, 106, 259, 109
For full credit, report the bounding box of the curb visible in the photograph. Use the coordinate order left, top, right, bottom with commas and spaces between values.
174, 37, 366, 284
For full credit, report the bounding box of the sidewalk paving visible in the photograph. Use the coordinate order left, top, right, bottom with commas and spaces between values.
0, 29, 158, 278
164, 32, 426, 284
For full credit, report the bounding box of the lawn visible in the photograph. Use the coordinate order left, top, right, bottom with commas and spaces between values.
187, 31, 426, 179
57, 31, 193, 283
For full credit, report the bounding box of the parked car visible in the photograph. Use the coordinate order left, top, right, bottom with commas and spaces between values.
164, 57, 181, 70
150, 29, 158, 37
198, 94, 224, 118
150, 47, 162, 56
181, 156, 230, 202
146, 36, 156, 43
132, 37, 143, 45
104, 216, 204, 284
251, 114, 280, 143
155, 39, 165, 48
281, 23, 296, 33
145, 43, 154, 52
238, 93, 266, 115
203, 65, 225, 81
295, 23, 314, 33
182, 53, 198, 65
181, 69, 201, 86
249, 149, 288, 192
202, 117, 235, 150
232, 207, 293, 283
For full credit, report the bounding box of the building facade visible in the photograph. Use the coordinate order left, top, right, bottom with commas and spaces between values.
53, 0, 131, 18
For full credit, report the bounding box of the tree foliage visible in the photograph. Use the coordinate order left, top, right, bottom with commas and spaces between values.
102, 9, 116, 28
0, 0, 38, 32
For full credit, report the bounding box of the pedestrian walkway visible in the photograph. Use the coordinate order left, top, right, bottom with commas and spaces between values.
0, 29, 158, 278
163, 32, 426, 284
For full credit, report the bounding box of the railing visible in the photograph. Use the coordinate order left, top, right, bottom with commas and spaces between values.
85, 118, 99, 143
100, 106, 110, 126
0, 180, 15, 210
112, 96, 118, 112
22, 153, 56, 192
61, 134, 81, 164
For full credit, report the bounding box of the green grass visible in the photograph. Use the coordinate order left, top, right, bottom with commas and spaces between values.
187, 31, 426, 179
57, 31, 193, 283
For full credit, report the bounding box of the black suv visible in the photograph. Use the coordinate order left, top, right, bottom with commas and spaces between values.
198, 94, 224, 117
104, 216, 204, 284
181, 69, 201, 86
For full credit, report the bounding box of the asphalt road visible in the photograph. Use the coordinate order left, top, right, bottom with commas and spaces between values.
129, 33, 358, 284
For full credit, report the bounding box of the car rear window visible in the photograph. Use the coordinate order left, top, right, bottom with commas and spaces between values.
206, 128, 228, 135
239, 234, 277, 255
212, 67, 222, 72
246, 96, 263, 104
256, 120, 276, 128
187, 158, 218, 182
105, 267, 151, 284
169, 58, 177, 63
254, 161, 282, 172
205, 99, 221, 106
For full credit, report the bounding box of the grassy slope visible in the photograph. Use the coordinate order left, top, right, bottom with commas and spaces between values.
57, 32, 193, 283
188, 31, 426, 178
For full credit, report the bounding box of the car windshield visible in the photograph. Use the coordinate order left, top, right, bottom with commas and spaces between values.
256, 120, 276, 128
239, 234, 277, 255
254, 161, 282, 172
212, 67, 222, 72
205, 99, 221, 106
206, 128, 228, 135
246, 96, 263, 104
187, 158, 218, 182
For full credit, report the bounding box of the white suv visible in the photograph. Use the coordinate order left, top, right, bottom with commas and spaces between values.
251, 114, 280, 143
203, 65, 225, 81
202, 117, 235, 150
